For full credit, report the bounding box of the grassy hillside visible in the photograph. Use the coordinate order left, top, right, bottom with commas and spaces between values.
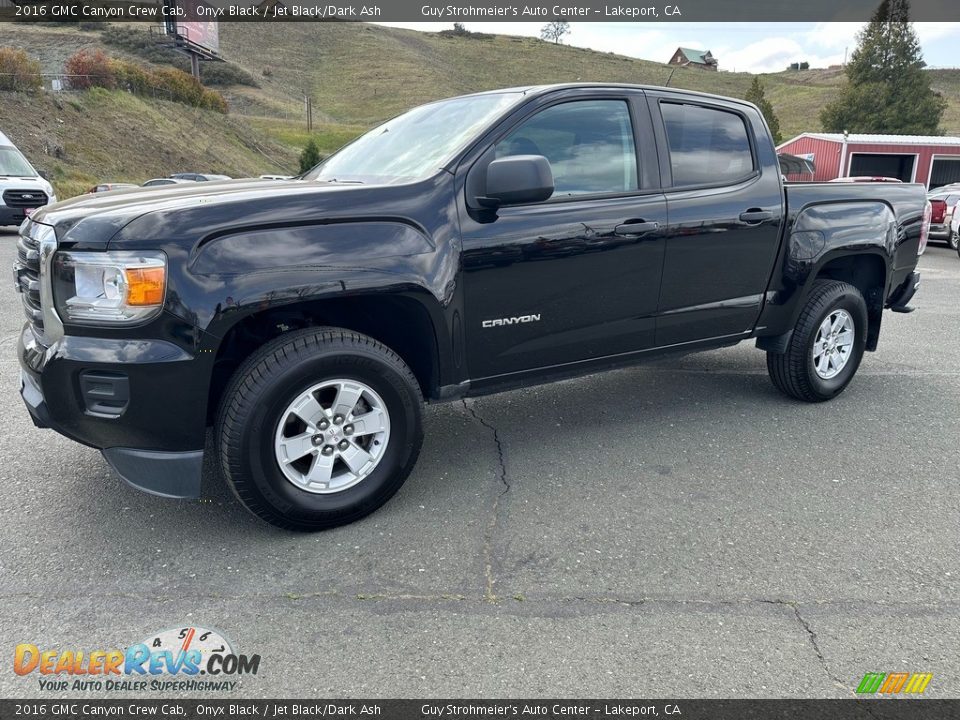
0, 89, 297, 198
218, 22, 960, 138
2, 21, 960, 199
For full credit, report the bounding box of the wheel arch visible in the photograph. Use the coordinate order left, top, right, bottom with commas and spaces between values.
757, 198, 898, 352
205, 292, 444, 425
758, 249, 891, 353
807, 250, 888, 351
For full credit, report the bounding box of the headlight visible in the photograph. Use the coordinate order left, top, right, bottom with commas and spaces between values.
52, 251, 166, 324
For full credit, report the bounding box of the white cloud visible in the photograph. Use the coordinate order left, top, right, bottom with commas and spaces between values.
715, 37, 847, 73
374, 21, 959, 73
915, 22, 960, 44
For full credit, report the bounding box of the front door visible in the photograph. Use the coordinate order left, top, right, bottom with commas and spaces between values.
460, 94, 667, 382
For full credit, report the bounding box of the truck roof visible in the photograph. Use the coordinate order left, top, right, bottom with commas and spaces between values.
467, 83, 758, 110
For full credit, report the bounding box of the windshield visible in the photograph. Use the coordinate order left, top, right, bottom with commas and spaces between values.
0, 146, 37, 177
304, 92, 523, 184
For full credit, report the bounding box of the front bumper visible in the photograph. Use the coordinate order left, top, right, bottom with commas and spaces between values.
929, 223, 951, 240
17, 323, 206, 498
1, 206, 33, 226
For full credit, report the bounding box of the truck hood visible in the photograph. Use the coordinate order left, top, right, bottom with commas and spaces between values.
31, 178, 377, 247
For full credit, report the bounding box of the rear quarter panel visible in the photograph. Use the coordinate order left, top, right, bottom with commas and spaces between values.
755, 181, 925, 337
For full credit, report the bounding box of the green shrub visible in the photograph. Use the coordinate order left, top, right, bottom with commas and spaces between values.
110, 59, 150, 95
200, 61, 258, 88
0, 47, 43, 92
299, 139, 321, 173
151, 67, 228, 112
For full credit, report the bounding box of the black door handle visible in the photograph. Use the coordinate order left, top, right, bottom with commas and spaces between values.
739, 209, 773, 223
615, 221, 660, 236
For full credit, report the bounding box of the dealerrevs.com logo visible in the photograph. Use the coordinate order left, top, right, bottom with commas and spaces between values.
14, 626, 261, 693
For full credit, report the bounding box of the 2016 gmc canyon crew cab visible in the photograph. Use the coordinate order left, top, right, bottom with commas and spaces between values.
15, 84, 928, 530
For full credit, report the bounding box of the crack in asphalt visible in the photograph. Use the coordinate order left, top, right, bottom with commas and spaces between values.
760, 599, 855, 697
462, 398, 510, 604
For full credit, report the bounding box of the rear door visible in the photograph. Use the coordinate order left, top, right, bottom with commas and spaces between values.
647, 93, 784, 347
459, 89, 668, 382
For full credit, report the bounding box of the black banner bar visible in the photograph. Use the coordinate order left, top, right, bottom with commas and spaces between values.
0, 700, 957, 720
3, 0, 960, 22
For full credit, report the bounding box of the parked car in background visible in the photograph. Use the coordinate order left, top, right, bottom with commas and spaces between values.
0, 131, 56, 227
927, 190, 959, 249
953, 207, 960, 259
143, 178, 197, 187
828, 176, 904, 183
87, 183, 139, 194
170, 173, 232, 182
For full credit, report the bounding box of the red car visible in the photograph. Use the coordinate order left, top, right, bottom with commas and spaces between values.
828, 176, 904, 183
86, 183, 139, 194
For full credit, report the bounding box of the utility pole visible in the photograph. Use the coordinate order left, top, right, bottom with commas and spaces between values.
304, 93, 313, 133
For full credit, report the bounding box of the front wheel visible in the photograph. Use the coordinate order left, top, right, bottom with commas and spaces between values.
216, 328, 424, 531
766, 280, 868, 402
949, 228, 959, 251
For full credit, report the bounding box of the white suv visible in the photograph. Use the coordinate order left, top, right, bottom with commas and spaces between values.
0, 130, 56, 228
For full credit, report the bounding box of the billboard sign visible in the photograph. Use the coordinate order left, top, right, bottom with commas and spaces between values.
164, 0, 220, 56
175, 19, 220, 54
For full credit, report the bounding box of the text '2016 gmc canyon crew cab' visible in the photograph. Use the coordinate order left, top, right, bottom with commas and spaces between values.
15, 84, 928, 530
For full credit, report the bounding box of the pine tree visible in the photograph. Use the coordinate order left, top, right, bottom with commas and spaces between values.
745, 77, 782, 145
299, 138, 321, 174
820, 0, 946, 134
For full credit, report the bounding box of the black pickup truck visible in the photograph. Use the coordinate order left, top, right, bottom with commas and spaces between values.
15, 84, 928, 530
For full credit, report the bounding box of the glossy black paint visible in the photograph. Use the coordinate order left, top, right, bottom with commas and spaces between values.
19, 83, 925, 473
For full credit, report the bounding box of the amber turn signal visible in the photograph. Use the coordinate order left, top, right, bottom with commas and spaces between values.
124, 267, 166, 306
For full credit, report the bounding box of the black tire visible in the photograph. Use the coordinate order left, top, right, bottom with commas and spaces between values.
216, 327, 424, 531
766, 280, 868, 403
949, 229, 959, 251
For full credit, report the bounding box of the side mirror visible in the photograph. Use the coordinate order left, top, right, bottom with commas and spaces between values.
480, 155, 554, 207
38, 169, 50, 180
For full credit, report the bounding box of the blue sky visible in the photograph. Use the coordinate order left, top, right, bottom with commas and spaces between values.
377, 22, 960, 73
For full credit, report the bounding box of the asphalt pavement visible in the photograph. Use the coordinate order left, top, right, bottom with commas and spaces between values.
0, 227, 958, 698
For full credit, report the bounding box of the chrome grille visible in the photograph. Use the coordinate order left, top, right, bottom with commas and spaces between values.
13, 225, 44, 330
3, 189, 48, 208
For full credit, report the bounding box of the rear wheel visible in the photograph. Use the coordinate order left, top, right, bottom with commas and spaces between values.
217, 327, 424, 531
766, 280, 868, 402
951, 227, 959, 252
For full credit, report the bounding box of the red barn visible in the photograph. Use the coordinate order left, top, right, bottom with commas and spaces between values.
777, 133, 960, 189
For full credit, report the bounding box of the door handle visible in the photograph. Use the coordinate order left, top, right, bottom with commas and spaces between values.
739, 209, 773, 223
615, 221, 660, 236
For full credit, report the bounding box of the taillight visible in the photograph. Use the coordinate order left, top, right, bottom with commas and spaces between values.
930, 199, 947, 224
919, 200, 931, 255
